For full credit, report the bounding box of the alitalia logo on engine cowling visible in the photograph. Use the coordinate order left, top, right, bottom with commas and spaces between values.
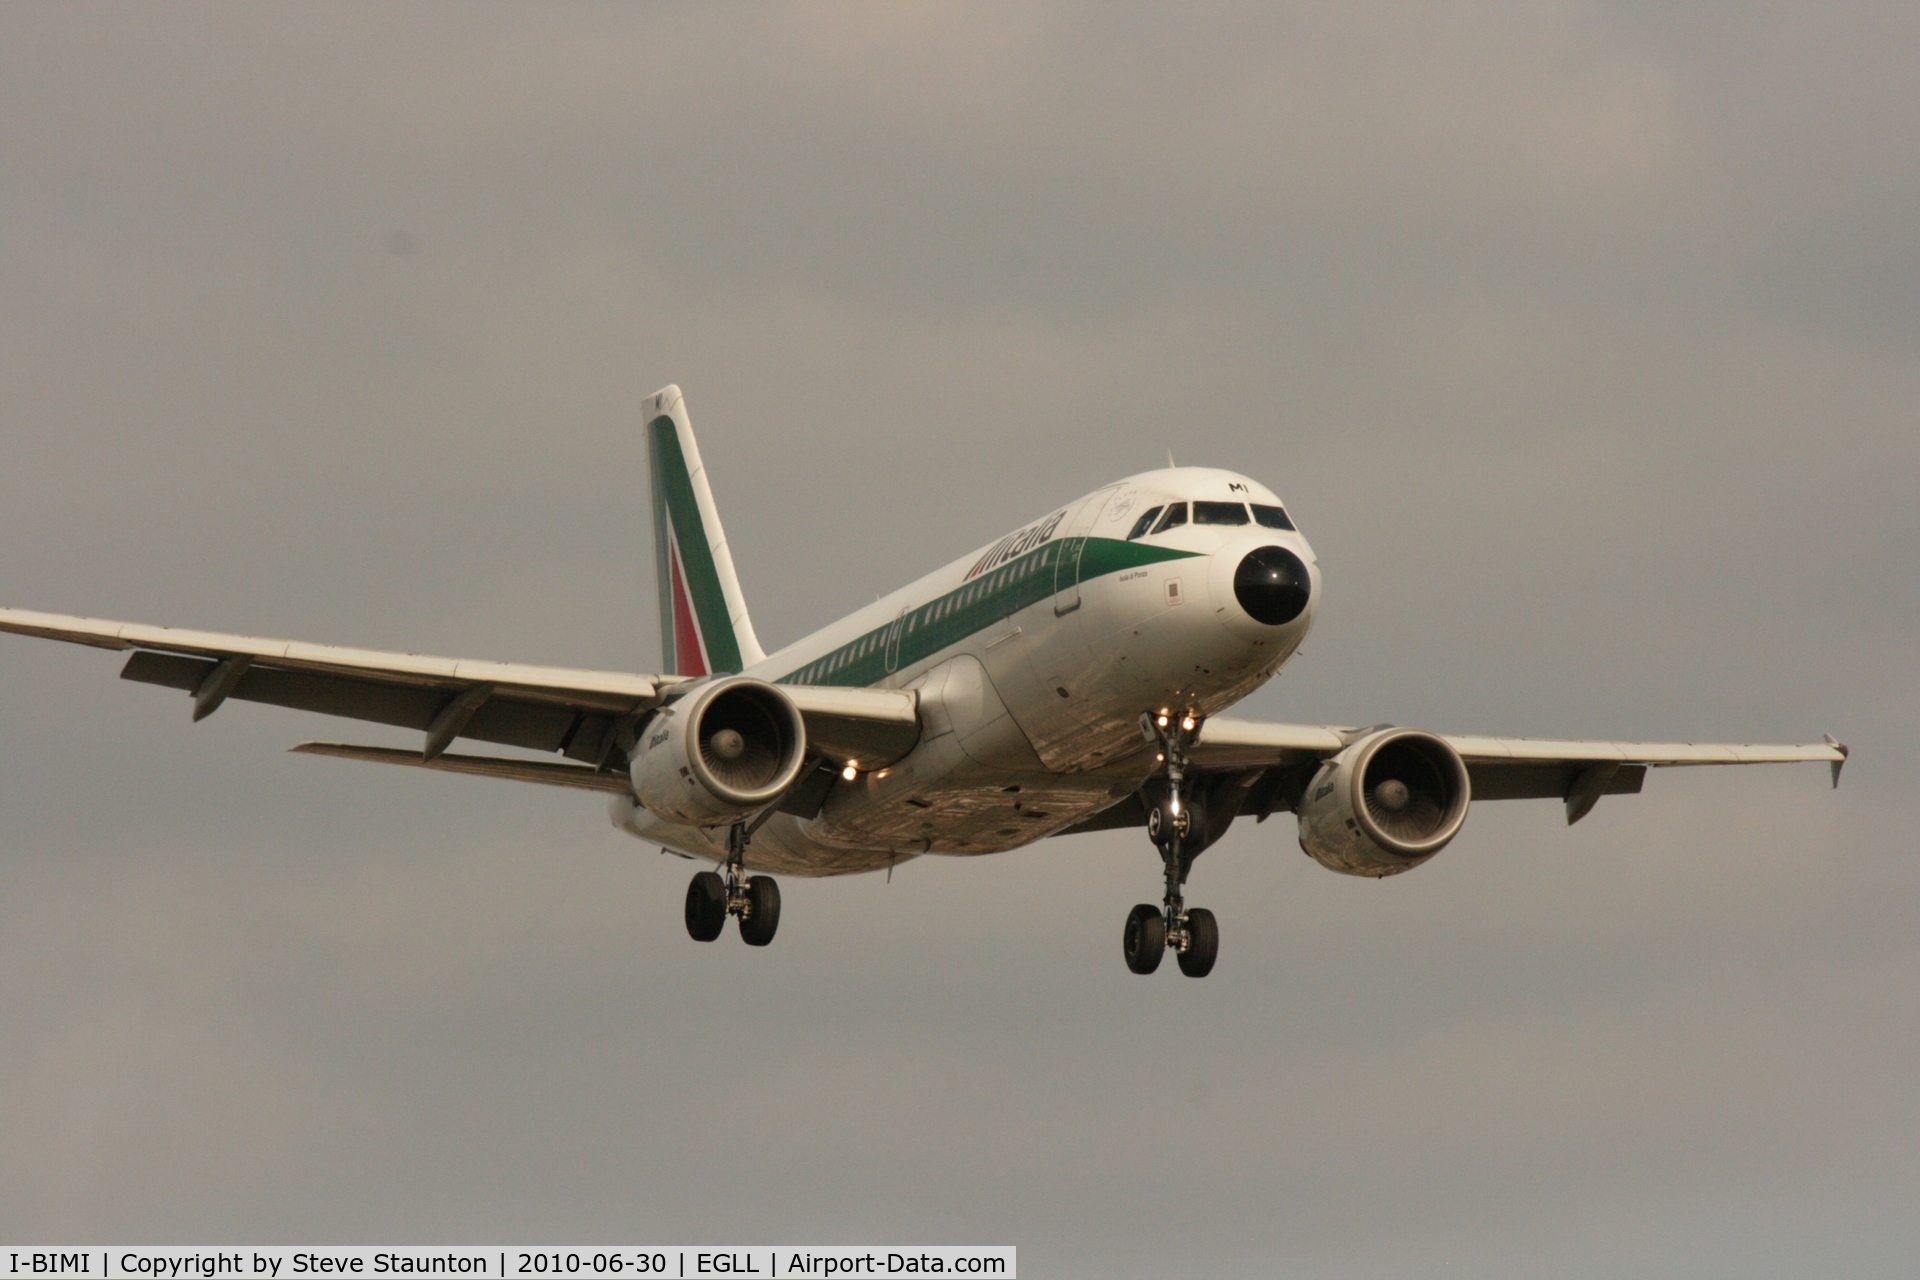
966, 510, 1067, 580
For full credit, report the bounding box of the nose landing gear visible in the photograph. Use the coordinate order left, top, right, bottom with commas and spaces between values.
1124, 711, 1220, 978
684, 821, 782, 945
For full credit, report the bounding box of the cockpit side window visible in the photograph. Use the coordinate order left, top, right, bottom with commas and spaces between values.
1193, 500, 1249, 526
1251, 503, 1295, 531
1126, 506, 1165, 541
1150, 503, 1188, 535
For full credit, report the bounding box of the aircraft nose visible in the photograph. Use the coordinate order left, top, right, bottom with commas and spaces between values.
1234, 545, 1312, 625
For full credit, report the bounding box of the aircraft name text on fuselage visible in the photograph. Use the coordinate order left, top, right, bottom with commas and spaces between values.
965, 510, 1067, 580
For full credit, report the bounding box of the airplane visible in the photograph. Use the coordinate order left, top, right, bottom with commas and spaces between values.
0, 385, 1847, 976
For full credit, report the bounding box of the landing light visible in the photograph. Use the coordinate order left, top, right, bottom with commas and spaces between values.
1156, 713, 1170, 728
842, 762, 860, 781
1181, 715, 1196, 732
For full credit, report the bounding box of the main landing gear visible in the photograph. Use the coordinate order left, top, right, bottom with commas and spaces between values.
685, 822, 782, 946
1123, 710, 1219, 978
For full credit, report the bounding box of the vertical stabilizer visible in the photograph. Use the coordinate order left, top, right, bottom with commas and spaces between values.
645, 385, 767, 676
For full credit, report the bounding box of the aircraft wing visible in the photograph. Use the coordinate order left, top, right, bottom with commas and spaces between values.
1189, 716, 1848, 826
0, 607, 919, 776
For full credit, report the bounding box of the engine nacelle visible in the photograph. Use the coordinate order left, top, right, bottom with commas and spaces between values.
632, 676, 807, 827
1298, 728, 1471, 877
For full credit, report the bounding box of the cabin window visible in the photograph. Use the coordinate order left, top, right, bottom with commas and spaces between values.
1151, 503, 1188, 535
1193, 501, 1249, 526
1251, 504, 1295, 531
1127, 506, 1164, 540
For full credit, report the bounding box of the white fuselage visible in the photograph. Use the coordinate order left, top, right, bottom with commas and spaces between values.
612, 467, 1320, 874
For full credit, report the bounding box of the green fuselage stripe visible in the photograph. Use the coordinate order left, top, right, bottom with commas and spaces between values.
776, 537, 1197, 689
648, 415, 744, 674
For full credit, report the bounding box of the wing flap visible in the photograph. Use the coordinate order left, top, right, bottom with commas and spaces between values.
118, 648, 621, 757
1467, 761, 1646, 801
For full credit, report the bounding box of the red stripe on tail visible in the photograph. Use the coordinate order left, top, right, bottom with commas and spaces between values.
669, 544, 707, 677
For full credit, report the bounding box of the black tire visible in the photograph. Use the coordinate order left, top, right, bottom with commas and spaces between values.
1123, 903, 1165, 974
1178, 907, 1219, 978
685, 871, 727, 941
739, 875, 782, 946
1147, 799, 1200, 849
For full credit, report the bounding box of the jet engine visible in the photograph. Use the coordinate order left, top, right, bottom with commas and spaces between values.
1297, 728, 1471, 877
632, 676, 807, 827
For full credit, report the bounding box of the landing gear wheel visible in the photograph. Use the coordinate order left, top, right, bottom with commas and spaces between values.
1177, 907, 1218, 978
685, 871, 727, 942
738, 875, 782, 946
1130, 709, 1222, 976
1145, 800, 1195, 848
1123, 904, 1165, 974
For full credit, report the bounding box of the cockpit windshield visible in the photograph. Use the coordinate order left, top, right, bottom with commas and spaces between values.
1250, 504, 1295, 531
1125, 505, 1164, 541
1193, 501, 1249, 526
1150, 503, 1188, 535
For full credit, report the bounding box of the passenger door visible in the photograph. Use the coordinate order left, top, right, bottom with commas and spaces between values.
883, 606, 908, 676
1052, 487, 1120, 615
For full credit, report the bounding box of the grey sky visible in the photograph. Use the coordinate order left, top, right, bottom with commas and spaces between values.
1, 4, 1915, 1275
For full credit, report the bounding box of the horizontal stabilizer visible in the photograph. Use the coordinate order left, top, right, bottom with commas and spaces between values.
292, 742, 632, 792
